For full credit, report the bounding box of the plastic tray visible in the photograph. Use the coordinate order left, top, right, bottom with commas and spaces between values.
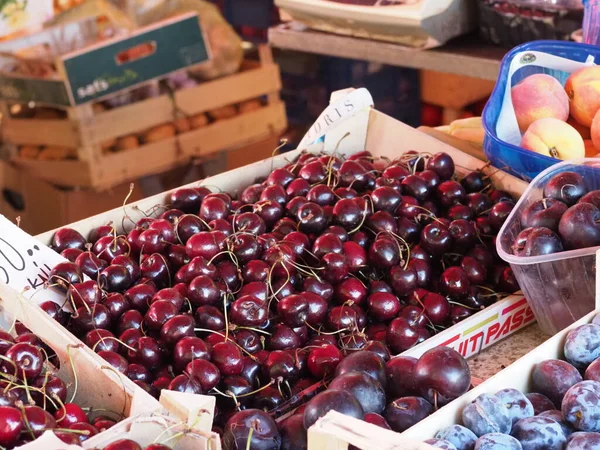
496, 158, 600, 334
482, 40, 600, 182
478, 0, 583, 48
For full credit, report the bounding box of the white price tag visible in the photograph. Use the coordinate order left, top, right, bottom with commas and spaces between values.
298, 87, 374, 150
0, 215, 65, 305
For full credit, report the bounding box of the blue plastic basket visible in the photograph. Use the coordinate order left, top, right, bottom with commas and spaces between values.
482, 40, 600, 182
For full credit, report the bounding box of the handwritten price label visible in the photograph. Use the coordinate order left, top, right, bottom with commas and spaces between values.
0, 215, 66, 306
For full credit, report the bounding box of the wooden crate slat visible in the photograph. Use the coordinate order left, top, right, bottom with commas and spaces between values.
3, 118, 80, 148
86, 95, 175, 145
84, 64, 282, 144
175, 64, 282, 115
92, 137, 190, 190
11, 158, 93, 187
179, 102, 287, 157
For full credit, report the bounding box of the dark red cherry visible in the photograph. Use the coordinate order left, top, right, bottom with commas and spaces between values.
85, 329, 119, 353
185, 359, 221, 391
160, 314, 195, 347
68, 280, 102, 308
72, 304, 111, 334
61, 248, 83, 262
175, 215, 205, 244
51, 228, 86, 253
426, 152, 454, 180
440, 266, 470, 297
170, 187, 210, 213
99, 264, 132, 293
92, 235, 130, 262
437, 181, 466, 207
49, 262, 83, 291
144, 300, 178, 331
212, 342, 243, 376
6, 343, 43, 379
140, 254, 171, 289
125, 283, 156, 312
97, 351, 128, 374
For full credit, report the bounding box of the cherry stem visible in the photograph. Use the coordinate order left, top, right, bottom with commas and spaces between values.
66, 345, 79, 403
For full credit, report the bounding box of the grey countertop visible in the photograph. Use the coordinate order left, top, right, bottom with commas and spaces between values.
468, 323, 550, 380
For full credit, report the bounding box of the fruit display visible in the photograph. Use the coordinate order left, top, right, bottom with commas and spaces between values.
511, 67, 600, 160
404, 311, 600, 450
507, 169, 600, 256
37, 144, 525, 449
0, 321, 118, 448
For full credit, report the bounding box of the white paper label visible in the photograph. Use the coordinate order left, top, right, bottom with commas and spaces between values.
497, 50, 596, 145
0, 215, 65, 305
298, 87, 374, 150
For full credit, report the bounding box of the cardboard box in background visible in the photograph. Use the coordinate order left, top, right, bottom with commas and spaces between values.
0, 162, 143, 235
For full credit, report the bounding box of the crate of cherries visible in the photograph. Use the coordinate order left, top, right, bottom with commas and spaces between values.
0, 319, 124, 449
42, 143, 523, 448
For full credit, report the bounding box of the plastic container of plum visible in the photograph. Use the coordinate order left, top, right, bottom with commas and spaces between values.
482, 39, 600, 182
496, 158, 600, 335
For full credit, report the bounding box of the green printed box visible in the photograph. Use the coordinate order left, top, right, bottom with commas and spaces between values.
0, 12, 210, 107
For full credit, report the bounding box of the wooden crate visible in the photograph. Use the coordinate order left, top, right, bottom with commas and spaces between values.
3, 45, 287, 191
0, 161, 144, 235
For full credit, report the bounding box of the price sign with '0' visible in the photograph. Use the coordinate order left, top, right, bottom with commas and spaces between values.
0, 216, 66, 305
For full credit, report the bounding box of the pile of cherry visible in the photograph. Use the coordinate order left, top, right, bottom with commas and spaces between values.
426, 312, 600, 450
512, 170, 600, 256
45, 149, 519, 449
0, 325, 117, 448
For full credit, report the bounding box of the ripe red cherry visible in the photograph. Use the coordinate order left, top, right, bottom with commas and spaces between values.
307, 344, 343, 378
185, 231, 225, 261
104, 439, 143, 450
169, 187, 207, 213
212, 341, 243, 376
97, 351, 129, 374
440, 266, 470, 297
144, 300, 178, 331
386, 317, 422, 353
61, 248, 83, 262
49, 262, 83, 291
6, 342, 43, 380
85, 329, 119, 353
335, 277, 367, 305
51, 228, 87, 252
55, 403, 88, 426
185, 359, 221, 391
140, 254, 171, 289
92, 235, 130, 262
69, 421, 99, 443
160, 315, 195, 347
426, 152, 455, 180
188, 275, 220, 306
277, 294, 308, 328
0, 406, 22, 446
23, 405, 56, 437
367, 292, 401, 321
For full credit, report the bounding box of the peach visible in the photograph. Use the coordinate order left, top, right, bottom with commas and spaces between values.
584, 139, 597, 157
511, 74, 569, 133
565, 66, 600, 127
567, 116, 591, 140
591, 109, 600, 152
520, 118, 585, 160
